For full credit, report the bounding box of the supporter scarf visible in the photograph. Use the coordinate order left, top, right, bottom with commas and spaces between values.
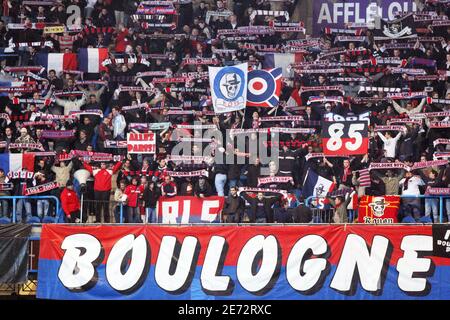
344, 66, 385, 73
300, 85, 344, 94
8, 41, 53, 48
69, 110, 103, 117
39, 114, 76, 120
411, 160, 449, 170
205, 10, 233, 24
152, 77, 189, 84
260, 116, 304, 122
109, 75, 136, 83
12, 97, 52, 106
212, 48, 237, 55
118, 86, 154, 92
318, 48, 347, 59
426, 187, 450, 195
139, 1, 175, 5
236, 26, 274, 35
60, 150, 123, 162
32, 151, 56, 157
285, 39, 321, 48
75, 80, 107, 86
102, 57, 150, 67
128, 122, 172, 131
223, 36, 258, 41
26, 72, 49, 82
136, 71, 170, 78
434, 152, 450, 160
242, 43, 282, 52
249, 10, 289, 22
179, 138, 214, 143
434, 139, 450, 147
265, 139, 312, 148
180, 71, 209, 79
22, 121, 55, 127
411, 111, 450, 118
132, 15, 168, 21
175, 124, 217, 129
272, 26, 305, 33
345, 22, 374, 28
165, 170, 208, 177
238, 187, 287, 196
139, 22, 177, 30
324, 28, 364, 35
0, 141, 6, 148
334, 36, 367, 43
230, 128, 270, 135
122, 103, 150, 112
165, 87, 208, 93
387, 118, 422, 126
307, 96, 344, 105
374, 125, 405, 131
23, 1, 56, 5
216, 29, 240, 36
8, 143, 44, 151
390, 67, 427, 75
330, 77, 367, 83
429, 122, 450, 128
359, 57, 406, 66
415, 36, 445, 42
427, 98, 450, 105
7, 22, 48, 30
141, 53, 174, 60
0, 87, 35, 93
104, 140, 128, 148
327, 187, 354, 198
53, 90, 84, 97
380, 43, 417, 52
181, 58, 220, 66
24, 181, 59, 196
386, 92, 427, 100
4, 66, 43, 73
41, 130, 75, 139
166, 155, 211, 162
407, 75, 447, 81
271, 127, 316, 134
432, 20, 450, 26
359, 86, 401, 93
369, 162, 408, 170
7, 171, 35, 179
258, 176, 293, 186
305, 153, 348, 161
0, 183, 13, 191
294, 68, 344, 74
135, 8, 177, 14
82, 27, 115, 36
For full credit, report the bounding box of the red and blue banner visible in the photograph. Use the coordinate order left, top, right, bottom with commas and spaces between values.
37, 224, 450, 300
157, 196, 224, 223
247, 68, 282, 108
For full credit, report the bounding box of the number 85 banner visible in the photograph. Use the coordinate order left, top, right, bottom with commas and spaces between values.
322, 121, 368, 156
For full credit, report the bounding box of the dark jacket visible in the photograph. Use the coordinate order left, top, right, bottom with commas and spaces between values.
223, 194, 246, 221
241, 192, 281, 223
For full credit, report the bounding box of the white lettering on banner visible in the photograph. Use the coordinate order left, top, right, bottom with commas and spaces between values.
200, 236, 233, 294
155, 236, 199, 293
58, 234, 103, 290
201, 200, 221, 222
162, 202, 178, 224
182, 200, 191, 224
55, 232, 437, 296
317, 2, 417, 24
286, 235, 329, 293
330, 235, 391, 293
236, 235, 281, 294
105, 235, 149, 293
396, 236, 433, 294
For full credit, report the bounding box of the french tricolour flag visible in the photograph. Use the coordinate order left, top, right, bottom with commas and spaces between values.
36, 53, 77, 74
78, 48, 109, 73
302, 169, 335, 209
0, 154, 35, 173
262, 53, 303, 78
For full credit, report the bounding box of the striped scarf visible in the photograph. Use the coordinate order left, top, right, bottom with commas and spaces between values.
102, 57, 150, 67
249, 10, 289, 21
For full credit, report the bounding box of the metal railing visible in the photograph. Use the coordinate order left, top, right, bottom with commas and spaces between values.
305, 194, 450, 223
0, 196, 60, 223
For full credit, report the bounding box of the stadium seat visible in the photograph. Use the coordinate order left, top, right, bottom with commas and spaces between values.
42, 216, 56, 224
419, 216, 433, 224
26, 216, 41, 224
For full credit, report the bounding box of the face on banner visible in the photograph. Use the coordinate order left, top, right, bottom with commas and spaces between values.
209, 63, 248, 114
313, 0, 418, 35
322, 120, 368, 155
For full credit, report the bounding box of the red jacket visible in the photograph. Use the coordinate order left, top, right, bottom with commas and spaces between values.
60, 188, 80, 216
115, 29, 129, 52
83, 162, 122, 191
124, 184, 141, 207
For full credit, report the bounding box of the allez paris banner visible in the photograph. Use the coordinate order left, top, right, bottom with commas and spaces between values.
157, 196, 224, 223
37, 225, 450, 300
127, 132, 156, 154
313, 0, 417, 35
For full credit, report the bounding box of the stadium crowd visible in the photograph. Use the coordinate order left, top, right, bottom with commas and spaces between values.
0, 0, 449, 224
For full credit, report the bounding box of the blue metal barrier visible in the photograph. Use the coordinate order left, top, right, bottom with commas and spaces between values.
0, 195, 60, 223
305, 195, 450, 223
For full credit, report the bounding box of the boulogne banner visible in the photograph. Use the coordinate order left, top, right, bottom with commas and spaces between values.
313, 0, 417, 35
37, 225, 450, 300
157, 196, 224, 223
